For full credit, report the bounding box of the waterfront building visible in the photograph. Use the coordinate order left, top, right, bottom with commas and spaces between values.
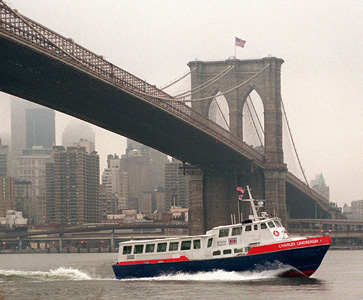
99, 183, 119, 220
351, 200, 363, 220
46, 146, 99, 225
0, 138, 9, 177
165, 158, 189, 210
102, 154, 128, 211
0, 176, 14, 218
17, 146, 52, 224
14, 179, 33, 219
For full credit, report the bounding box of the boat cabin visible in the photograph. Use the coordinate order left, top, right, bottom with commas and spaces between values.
116, 217, 289, 264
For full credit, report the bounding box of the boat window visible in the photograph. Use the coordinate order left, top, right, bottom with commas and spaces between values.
193, 239, 201, 249
232, 227, 242, 235
223, 249, 232, 255
134, 244, 143, 254
213, 250, 221, 256
234, 248, 243, 253
219, 229, 229, 237
274, 220, 283, 227
122, 245, 132, 255
245, 225, 252, 232
157, 242, 167, 252
145, 244, 155, 253
207, 238, 213, 248
261, 223, 268, 229
181, 241, 191, 250
254, 224, 259, 230
169, 242, 179, 251
268, 221, 276, 228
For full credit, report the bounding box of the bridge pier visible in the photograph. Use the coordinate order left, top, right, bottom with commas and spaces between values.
188, 164, 267, 235
187, 169, 204, 235
18, 237, 23, 250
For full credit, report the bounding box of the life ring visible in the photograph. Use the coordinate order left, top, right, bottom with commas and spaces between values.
273, 230, 280, 237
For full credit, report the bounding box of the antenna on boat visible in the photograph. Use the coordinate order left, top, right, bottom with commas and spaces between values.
241, 185, 260, 221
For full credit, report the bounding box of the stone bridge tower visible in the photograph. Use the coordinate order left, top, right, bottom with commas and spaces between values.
187, 57, 287, 234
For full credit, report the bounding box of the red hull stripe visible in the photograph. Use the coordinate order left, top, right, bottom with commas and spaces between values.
247, 235, 331, 255
282, 270, 316, 278
118, 256, 189, 266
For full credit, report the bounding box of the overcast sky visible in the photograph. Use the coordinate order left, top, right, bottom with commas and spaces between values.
0, 0, 362, 206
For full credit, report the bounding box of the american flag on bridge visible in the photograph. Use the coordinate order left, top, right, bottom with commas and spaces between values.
235, 37, 246, 48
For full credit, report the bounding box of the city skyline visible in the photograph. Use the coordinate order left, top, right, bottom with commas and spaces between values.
0, 0, 361, 207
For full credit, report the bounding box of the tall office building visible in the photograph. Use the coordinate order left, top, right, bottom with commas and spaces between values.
10, 97, 55, 176
46, 146, 99, 225
165, 158, 189, 210
17, 146, 52, 224
101, 154, 128, 210
25, 108, 55, 149
14, 179, 33, 219
124, 139, 169, 211
0, 138, 9, 177
310, 174, 330, 200
127, 139, 169, 189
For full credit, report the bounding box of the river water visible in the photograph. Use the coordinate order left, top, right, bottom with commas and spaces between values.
0, 250, 362, 300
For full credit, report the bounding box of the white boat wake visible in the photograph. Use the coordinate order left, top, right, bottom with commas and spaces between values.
0, 267, 94, 281
123, 267, 291, 282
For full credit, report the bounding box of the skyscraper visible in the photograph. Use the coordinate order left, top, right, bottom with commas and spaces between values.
10, 97, 55, 176
17, 146, 52, 224
46, 146, 99, 225
0, 138, 9, 177
165, 158, 189, 210
0, 176, 14, 218
25, 108, 55, 149
101, 154, 128, 211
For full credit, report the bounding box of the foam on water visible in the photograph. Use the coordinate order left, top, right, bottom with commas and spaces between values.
124, 267, 291, 282
0, 267, 93, 281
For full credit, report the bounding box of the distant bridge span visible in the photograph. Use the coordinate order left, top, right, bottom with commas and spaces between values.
0, 2, 341, 233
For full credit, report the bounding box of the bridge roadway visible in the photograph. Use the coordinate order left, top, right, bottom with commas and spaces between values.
0, 2, 336, 222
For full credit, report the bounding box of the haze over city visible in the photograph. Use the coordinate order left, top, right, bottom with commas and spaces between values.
0, 0, 362, 207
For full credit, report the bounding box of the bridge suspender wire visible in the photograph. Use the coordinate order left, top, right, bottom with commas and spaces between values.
213, 97, 230, 130
174, 65, 235, 98
180, 64, 270, 102
280, 98, 309, 186
245, 100, 263, 146
248, 95, 264, 135
160, 67, 197, 90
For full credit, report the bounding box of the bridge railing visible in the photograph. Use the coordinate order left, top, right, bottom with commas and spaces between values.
0, 1, 263, 163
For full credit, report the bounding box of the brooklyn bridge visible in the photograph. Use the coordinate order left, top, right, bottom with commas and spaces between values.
0, 1, 348, 237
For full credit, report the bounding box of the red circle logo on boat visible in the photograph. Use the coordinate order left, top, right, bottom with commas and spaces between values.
273, 230, 280, 237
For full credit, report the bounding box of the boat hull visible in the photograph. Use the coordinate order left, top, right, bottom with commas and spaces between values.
112, 240, 330, 279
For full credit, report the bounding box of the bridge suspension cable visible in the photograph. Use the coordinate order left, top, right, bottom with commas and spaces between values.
160, 67, 196, 90
179, 64, 270, 102
173, 65, 235, 98
281, 98, 309, 186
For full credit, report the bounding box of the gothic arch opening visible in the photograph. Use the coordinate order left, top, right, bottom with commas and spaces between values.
243, 90, 264, 153
208, 91, 230, 131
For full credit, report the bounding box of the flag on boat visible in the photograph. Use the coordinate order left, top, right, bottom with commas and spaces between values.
238, 194, 243, 200
236, 187, 244, 193
235, 37, 246, 48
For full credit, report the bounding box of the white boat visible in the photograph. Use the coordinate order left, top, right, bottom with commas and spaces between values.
112, 186, 331, 279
